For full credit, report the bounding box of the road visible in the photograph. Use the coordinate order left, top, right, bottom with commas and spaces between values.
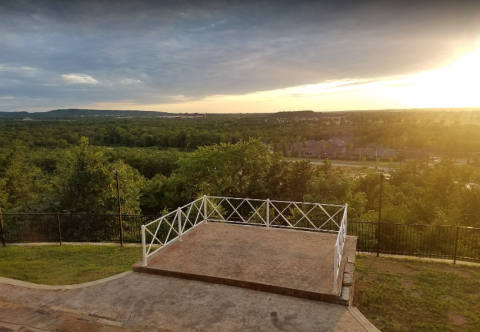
311, 162, 392, 171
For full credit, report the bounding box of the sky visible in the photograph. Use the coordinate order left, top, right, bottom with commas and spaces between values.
1, 0, 480, 113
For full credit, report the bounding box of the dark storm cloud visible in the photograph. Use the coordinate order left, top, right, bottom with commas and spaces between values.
1, 0, 479, 111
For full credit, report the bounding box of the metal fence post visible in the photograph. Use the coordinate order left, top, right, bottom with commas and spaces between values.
377, 222, 381, 257
118, 214, 124, 246
141, 225, 147, 266
0, 209, 5, 247
203, 195, 208, 224
266, 199, 270, 229
57, 213, 62, 246
177, 207, 183, 242
377, 171, 384, 257
453, 225, 459, 264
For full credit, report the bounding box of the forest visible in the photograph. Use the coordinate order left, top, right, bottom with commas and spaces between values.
0, 109, 480, 152
1, 109, 480, 228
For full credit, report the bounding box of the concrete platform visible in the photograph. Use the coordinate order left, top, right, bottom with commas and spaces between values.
134, 222, 354, 304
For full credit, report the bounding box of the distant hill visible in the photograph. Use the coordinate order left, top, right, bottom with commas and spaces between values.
0, 109, 190, 119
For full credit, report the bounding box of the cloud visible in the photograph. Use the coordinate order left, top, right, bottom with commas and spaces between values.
62, 74, 98, 84
169, 95, 190, 101
0, 64, 39, 77
120, 78, 142, 85
0, 0, 479, 111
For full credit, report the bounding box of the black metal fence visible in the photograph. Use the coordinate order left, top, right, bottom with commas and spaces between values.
0, 213, 161, 245
348, 222, 480, 263
1, 213, 480, 263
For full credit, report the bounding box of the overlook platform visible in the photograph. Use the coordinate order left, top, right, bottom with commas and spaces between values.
134, 222, 357, 304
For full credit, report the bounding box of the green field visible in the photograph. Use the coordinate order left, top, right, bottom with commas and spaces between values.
355, 255, 480, 332
0, 245, 142, 285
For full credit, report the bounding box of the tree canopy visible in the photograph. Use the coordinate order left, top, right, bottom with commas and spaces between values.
1, 111, 480, 228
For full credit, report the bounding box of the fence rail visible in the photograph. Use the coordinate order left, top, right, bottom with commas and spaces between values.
1, 211, 480, 264
141, 197, 207, 263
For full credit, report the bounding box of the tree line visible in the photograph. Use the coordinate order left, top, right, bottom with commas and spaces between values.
1, 134, 480, 228
1, 109, 480, 154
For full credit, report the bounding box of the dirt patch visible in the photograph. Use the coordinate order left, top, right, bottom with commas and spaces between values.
360, 255, 418, 275
448, 312, 467, 326
352, 278, 369, 308
441, 265, 474, 278
401, 280, 413, 289
400, 279, 424, 297
441, 294, 454, 301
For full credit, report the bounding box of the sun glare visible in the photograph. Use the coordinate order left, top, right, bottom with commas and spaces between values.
396, 46, 480, 108
93, 46, 480, 113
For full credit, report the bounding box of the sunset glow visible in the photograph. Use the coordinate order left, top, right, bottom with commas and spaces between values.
131, 45, 480, 113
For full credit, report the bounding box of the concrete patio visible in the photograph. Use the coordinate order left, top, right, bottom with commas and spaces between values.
134, 222, 356, 304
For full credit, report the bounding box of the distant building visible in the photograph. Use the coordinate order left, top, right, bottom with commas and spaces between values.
277, 136, 436, 161
175, 113, 206, 118
278, 140, 342, 158
328, 137, 346, 147
302, 140, 332, 158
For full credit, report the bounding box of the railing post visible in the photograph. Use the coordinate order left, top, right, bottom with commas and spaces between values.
266, 198, 270, 229
453, 225, 459, 264
333, 244, 338, 294
57, 213, 62, 246
177, 207, 183, 242
344, 204, 348, 236
203, 195, 208, 224
141, 225, 147, 266
377, 222, 381, 257
0, 209, 5, 247
118, 214, 124, 247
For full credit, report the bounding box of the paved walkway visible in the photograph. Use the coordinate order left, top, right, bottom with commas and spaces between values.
0, 272, 379, 332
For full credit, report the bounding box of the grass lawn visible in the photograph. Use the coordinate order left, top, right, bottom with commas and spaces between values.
0, 245, 142, 285
355, 254, 480, 332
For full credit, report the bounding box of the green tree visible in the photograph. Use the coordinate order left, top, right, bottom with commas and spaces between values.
169, 139, 273, 201
0, 142, 49, 212
54, 137, 145, 214
320, 158, 332, 174
345, 142, 354, 157
304, 170, 367, 219
140, 174, 171, 214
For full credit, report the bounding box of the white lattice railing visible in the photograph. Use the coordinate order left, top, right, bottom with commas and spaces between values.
333, 204, 348, 293
141, 195, 348, 294
141, 197, 207, 265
